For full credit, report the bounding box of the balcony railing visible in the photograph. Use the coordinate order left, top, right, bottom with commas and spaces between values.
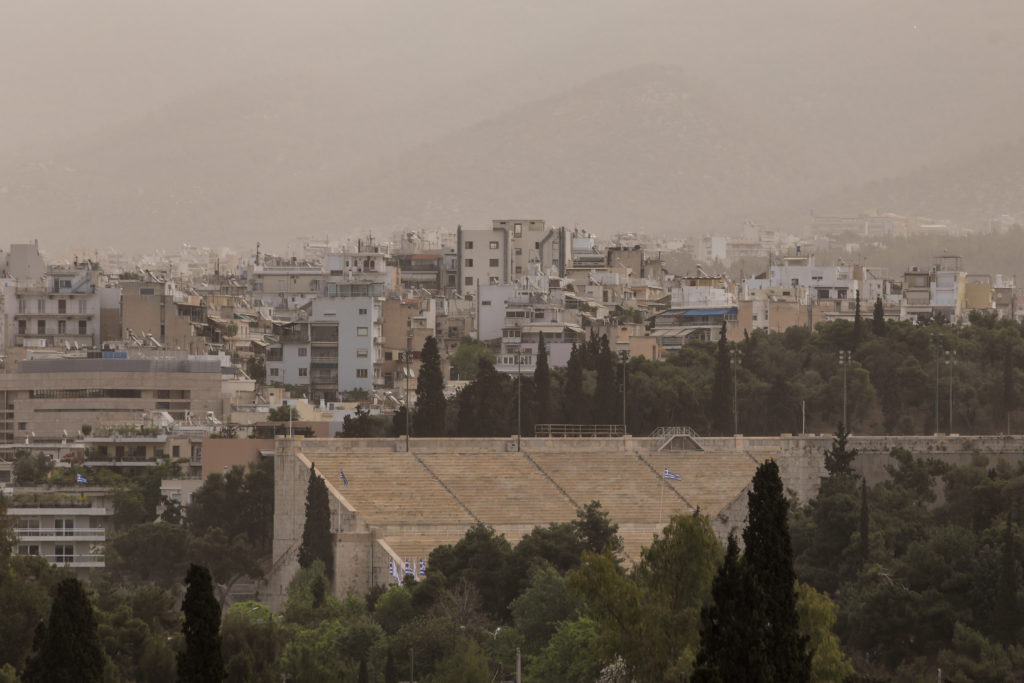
41, 555, 105, 568
15, 528, 106, 541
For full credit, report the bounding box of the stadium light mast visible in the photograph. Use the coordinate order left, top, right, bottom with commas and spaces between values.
838, 349, 851, 429
405, 335, 411, 452
619, 350, 629, 436
516, 349, 522, 452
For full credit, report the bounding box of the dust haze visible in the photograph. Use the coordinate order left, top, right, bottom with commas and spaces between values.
2, 0, 1022, 252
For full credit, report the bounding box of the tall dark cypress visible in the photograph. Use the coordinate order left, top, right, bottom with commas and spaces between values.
413, 336, 446, 437
564, 343, 587, 424
177, 564, 226, 683
534, 331, 551, 424
1002, 351, 1016, 433
298, 464, 334, 579
743, 460, 811, 682
692, 535, 767, 682
993, 508, 1020, 643
593, 334, 618, 424
473, 356, 509, 436
22, 578, 105, 683
859, 477, 870, 563
872, 296, 886, 336
710, 321, 734, 436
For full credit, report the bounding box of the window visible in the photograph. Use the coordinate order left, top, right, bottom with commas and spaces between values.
270, 368, 279, 377
78, 300, 87, 314
489, 241, 499, 249
37, 299, 45, 313
18, 545, 40, 556
489, 258, 499, 267
514, 223, 522, 235
78, 320, 87, 335
55, 544, 74, 564
298, 368, 308, 377
356, 349, 368, 358
58, 320, 66, 334
359, 308, 367, 315
356, 369, 368, 378
37, 320, 45, 334
515, 266, 522, 274
58, 299, 66, 314
55, 519, 74, 537
464, 276, 473, 286
357, 327, 368, 336
481, 300, 491, 306
465, 258, 473, 267
298, 347, 307, 357
18, 320, 26, 334
489, 276, 500, 284
464, 241, 474, 249
385, 351, 393, 361
18, 299, 26, 313
515, 248, 522, 256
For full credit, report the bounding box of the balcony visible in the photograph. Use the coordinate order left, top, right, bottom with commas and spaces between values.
14, 527, 106, 542
41, 554, 105, 568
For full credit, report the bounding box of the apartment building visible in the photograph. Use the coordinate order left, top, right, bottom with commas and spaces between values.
8, 486, 110, 572
455, 220, 566, 295
120, 278, 208, 354
266, 282, 383, 401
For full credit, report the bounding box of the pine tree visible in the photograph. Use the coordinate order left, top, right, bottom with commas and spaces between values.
177, 564, 226, 683
413, 336, 446, 437
710, 321, 734, 436
872, 296, 886, 336
564, 343, 587, 424
22, 577, 105, 683
824, 422, 858, 477
852, 289, 863, 348
692, 535, 767, 682
593, 334, 618, 424
743, 460, 811, 682
298, 464, 334, 579
534, 331, 551, 424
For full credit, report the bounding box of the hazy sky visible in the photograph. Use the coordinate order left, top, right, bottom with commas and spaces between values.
3, 1, 1023, 252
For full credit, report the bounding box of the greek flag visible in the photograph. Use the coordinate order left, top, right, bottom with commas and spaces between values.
389, 560, 400, 582
404, 561, 413, 576
76, 473, 88, 484
418, 559, 426, 577
663, 468, 681, 481
339, 469, 348, 486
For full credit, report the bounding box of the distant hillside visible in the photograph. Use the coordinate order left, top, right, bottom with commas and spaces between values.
0, 65, 826, 249
804, 141, 1024, 229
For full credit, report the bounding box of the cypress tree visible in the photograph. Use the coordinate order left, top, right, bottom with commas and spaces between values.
593, 334, 618, 424
474, 356, 509, 436
852, 289, 862, 348
534, 331, 551, 424
710, 321, 734, 436
22, 577, 105, 683
993, 508, 1019, 643
1002, 351, 1016, 433
824, 422, 858, 477
859, 477, 870, 563
872, 296, 886, 336
384, 646, 397, 683
298, 464, 334, 579
743, 460, 811, 682
692, 535, 767, 682
564, 343, 587, 424
177, 564, 226, 683
357, 657, 369, 683
413, 336, 446, 437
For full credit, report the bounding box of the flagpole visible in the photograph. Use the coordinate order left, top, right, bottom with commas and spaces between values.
658, 474, 665, 531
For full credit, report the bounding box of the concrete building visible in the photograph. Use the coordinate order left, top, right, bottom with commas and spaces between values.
0, 355, 223, 444
120, 278, 208, 354
8, 486, 110, 571
266, 282, 384, 401
456, 220, 566, 295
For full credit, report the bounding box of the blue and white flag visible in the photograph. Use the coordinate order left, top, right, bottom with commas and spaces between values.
418, 559, 426, 577
389, 560, 400, 582
339, 469, 348, 486
663, 468, 681, 481
404, 561, 413, 576
76, 473, 88, 484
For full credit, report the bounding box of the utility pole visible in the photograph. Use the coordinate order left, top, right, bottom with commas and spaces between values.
946, 349, 955, 434
405, 336, 411, 452
931, 334, 941, 434
619, 350, 630, 435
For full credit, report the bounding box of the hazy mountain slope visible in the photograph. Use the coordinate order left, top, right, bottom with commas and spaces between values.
803, 141, 1024, 228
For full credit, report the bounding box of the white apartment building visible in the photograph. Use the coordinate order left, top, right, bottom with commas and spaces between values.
8, 486, 110, 572
745, 253, 859, 305
266, 282, 383, 401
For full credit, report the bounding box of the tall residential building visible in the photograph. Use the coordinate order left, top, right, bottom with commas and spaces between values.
266, 282, 383, 401
455, 220, 566, 295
